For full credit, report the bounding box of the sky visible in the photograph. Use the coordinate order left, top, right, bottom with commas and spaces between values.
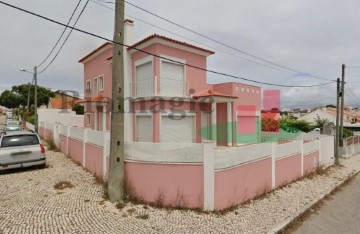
1, 0, 360, 108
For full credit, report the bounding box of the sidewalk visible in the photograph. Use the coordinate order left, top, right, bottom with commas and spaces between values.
267, 154, 360, 234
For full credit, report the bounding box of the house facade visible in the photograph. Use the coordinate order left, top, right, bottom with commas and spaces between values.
77, 20, 261, 146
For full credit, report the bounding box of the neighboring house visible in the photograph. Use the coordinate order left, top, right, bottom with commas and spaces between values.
299, 107, 360, 125
77, 19, 261, 146
48, 90, 81, 110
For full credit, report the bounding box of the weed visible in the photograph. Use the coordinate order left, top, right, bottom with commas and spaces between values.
135, 214, 149, 220
54, 181, 74, 190
127, 208, 136, 215
116, 202, 126, 210
46, 136, 59, 152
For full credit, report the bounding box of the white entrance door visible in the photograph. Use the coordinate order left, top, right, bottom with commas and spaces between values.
160, 116, 194, 143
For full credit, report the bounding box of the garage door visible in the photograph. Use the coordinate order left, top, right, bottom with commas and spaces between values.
160, 116, 194, 143
137, 116, 152, 142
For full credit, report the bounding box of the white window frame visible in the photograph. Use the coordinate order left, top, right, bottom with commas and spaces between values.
99, 75, 104, 91
135, 111, 153, 142
86, 80, 91, 93
134, 56, 154, 97
159, 55, 186, 96
93, 77, 98, 95
86, 113, 91, 126
159, 111, 195, 143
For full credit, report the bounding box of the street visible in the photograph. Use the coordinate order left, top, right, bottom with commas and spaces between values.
293, 173, 360, 234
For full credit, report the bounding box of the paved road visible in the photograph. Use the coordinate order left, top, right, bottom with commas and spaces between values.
294, 173, 360, 234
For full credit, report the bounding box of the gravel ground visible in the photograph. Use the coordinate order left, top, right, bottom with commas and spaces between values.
0, 148, 357, 234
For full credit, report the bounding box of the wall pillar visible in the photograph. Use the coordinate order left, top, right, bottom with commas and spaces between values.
203, 141, 215, 211
271, 142, 276, 189
102, 106, 107, 132
300, 140, 304, 176
211, 101, 217, 143
227, 102, 232, 146
83, 129, 88, 167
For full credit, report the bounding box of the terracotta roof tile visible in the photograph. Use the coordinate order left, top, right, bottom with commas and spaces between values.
78, 42, 112, 63
128, 34, 215, 55
76, 95, 109, 104
192, 89, 237, 99
50, 98, 74, 109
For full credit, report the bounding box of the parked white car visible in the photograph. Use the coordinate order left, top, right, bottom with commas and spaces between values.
0, 131, 46, 171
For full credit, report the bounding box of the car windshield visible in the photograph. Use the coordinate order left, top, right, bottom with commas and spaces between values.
5, 126, 22, 132
6, 121, 19, 125
1, 135, 39, 148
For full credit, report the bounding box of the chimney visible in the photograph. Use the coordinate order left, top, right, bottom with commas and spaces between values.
124, 19, 134, 46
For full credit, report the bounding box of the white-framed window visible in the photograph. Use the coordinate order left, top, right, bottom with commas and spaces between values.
160, 56, 185, 97
136, 113, 153, 142
135, 56, 154, 97
99, 75, 104, 91
86, 80, 91, 93
93, 77, 98, 95
86, 113, 91, 126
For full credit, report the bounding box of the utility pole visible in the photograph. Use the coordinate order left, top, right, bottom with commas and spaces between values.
26, 82, 31, 113
335, 78, 341, 164
339, 64, 345, 148
108, 0, 125, 202
34, 66, 38, 133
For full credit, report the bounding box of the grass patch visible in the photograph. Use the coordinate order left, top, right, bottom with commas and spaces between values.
54, 181, 74, 190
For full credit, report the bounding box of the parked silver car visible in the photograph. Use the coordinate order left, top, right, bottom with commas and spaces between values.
1, 125, 23, 136
0, 131, 46, 171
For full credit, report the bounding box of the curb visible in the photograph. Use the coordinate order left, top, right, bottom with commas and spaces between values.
266, 170, 360, 234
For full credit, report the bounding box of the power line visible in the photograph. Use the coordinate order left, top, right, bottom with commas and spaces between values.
90, 0, 315, 79
0, 0, 335, 88
37, 0, 83, 67
38, 0, 89, 74
96, 0, 332, 81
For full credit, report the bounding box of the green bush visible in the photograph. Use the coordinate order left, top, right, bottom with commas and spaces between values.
27, 115, 35, 124
343, 128, 354, 138
280, 117, 314, 133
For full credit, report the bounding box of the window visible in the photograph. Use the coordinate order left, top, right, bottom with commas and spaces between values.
93, 78, 98, 95
1, 135, 39, 148
86, 114, 91, 126
160, 61, 185, 96
99, 75, 104, 91
136, 115, 152, 142
135, 62, 153, 96
86, 81, 91, 93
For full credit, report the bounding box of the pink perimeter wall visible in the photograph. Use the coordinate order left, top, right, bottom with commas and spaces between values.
125, 162, 204, 208
59, 134, 67, 154
275, 153, 301, 188
38, 127, 44, 138
303, 151, 319, 175
68, 138, 83, 164
214, 157, 272, 211
44, 129, 53, 140
85, 143, 104, 178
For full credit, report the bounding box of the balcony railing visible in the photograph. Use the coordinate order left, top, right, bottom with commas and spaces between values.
134, 76, 188, 97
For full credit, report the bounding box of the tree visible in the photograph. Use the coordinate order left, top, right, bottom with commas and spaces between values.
72, 104, 84, 115
0, 90, 24, 109
0, 84, 54, 109
326, 104, 336, 108
313, 116, 332, 129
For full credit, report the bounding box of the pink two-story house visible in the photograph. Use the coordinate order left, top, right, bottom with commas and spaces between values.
77, 20, 261, 146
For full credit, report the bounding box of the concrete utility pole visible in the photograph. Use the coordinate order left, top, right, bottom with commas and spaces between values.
108, 0, 125, 202
339, 64, 345, 147
34, 66, 38, 133
26, 82, 31, 112
335, 78, 341, 164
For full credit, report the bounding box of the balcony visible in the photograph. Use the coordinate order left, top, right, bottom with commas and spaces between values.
134, 76, 188, 98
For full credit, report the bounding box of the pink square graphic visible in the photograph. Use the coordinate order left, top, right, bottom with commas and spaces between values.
263, 90, 280, 112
